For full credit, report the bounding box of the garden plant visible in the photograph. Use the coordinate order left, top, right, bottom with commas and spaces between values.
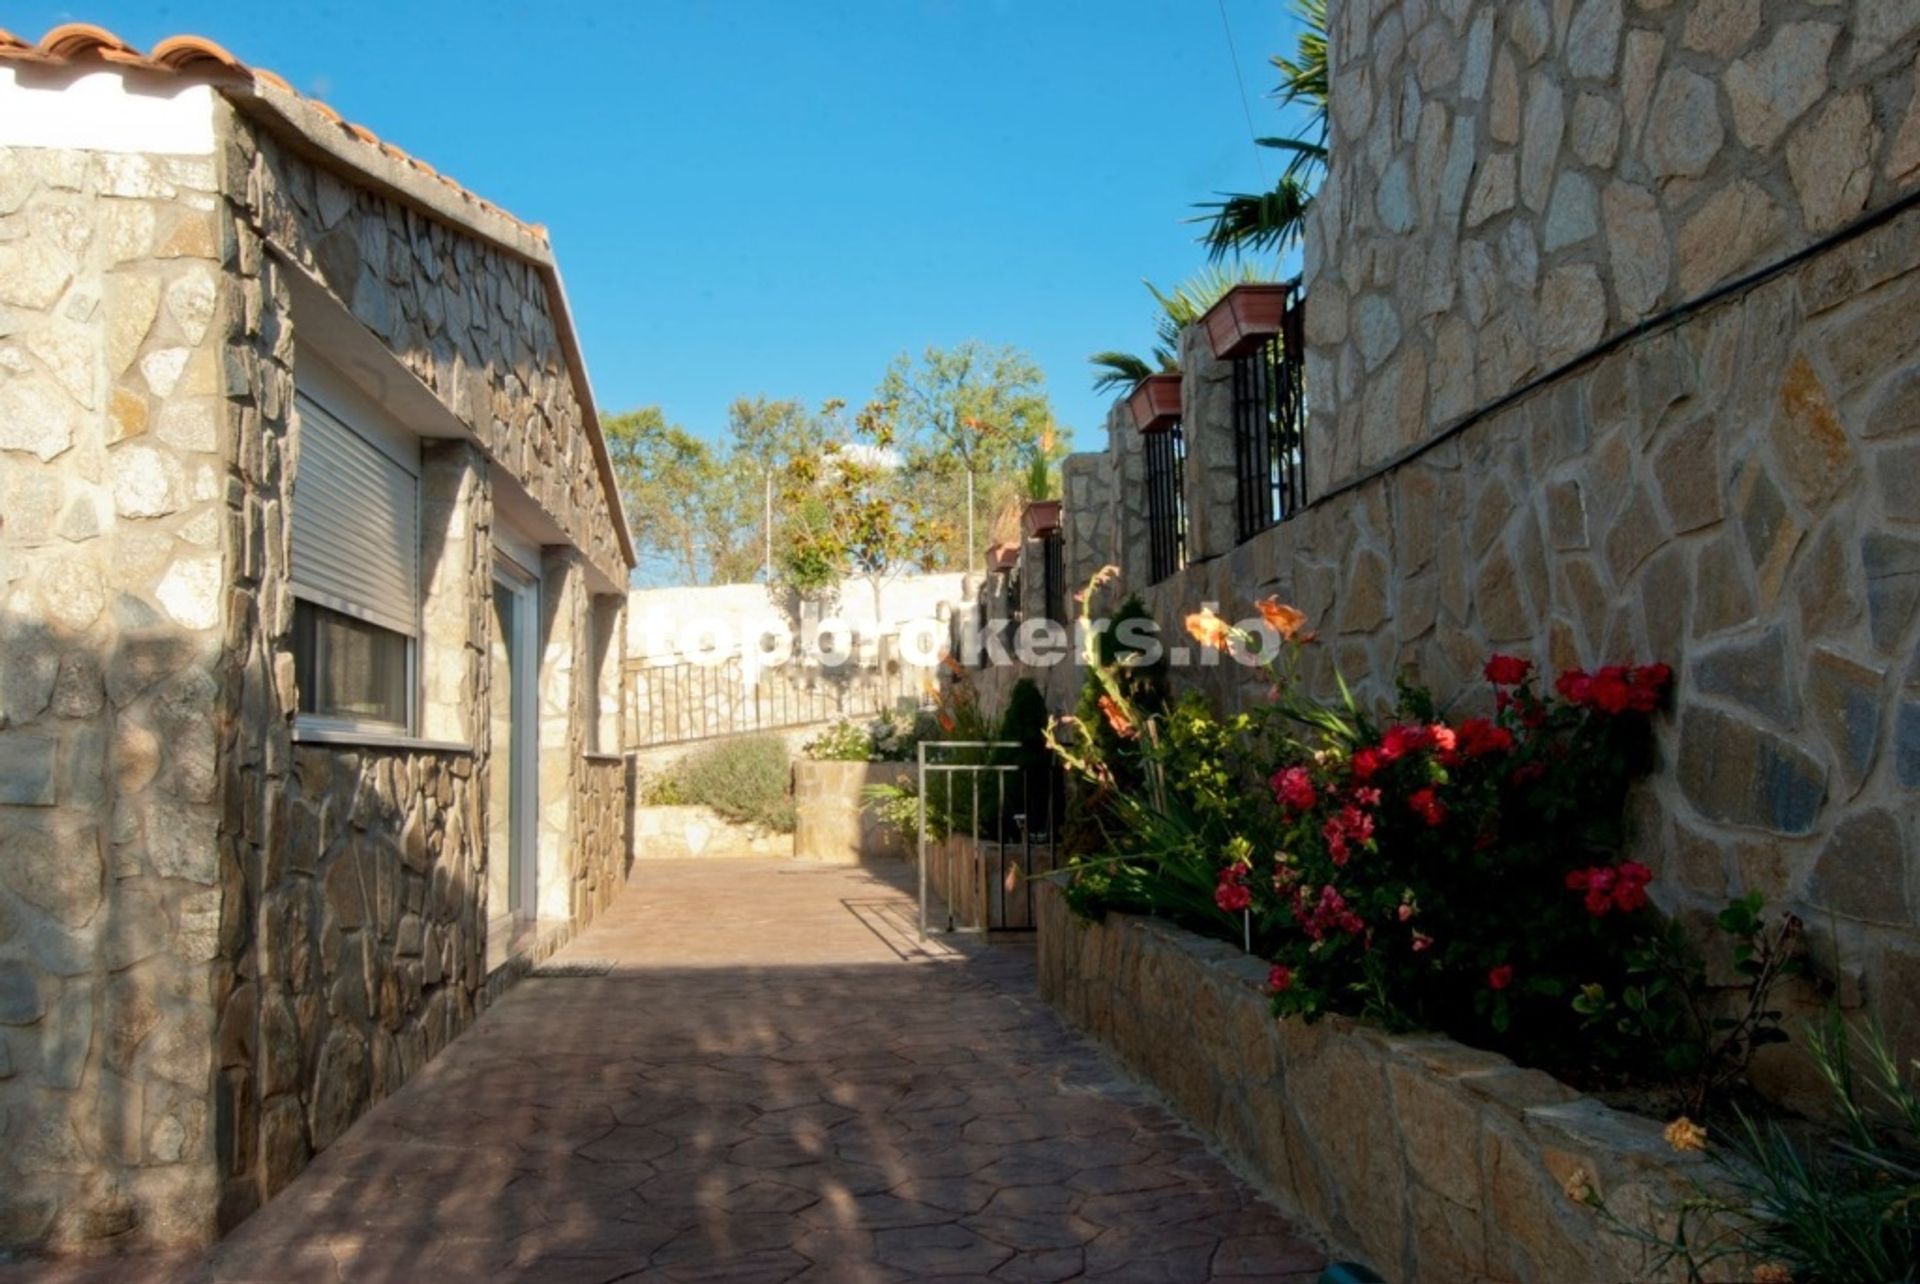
1048, 568, 1807, 1115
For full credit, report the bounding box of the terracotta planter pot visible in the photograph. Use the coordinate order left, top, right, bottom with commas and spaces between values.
987, 542, 1020, 573
1021, 498, 1062, 539
1127, 373, 1182, 433
1201, 282, 1296, 359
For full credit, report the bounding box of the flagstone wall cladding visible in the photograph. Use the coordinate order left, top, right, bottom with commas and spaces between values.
0, 144, 229, 1251
1040, 4, 1920, 1086
237, 125, 626, 589
1104, 206, 1920, 1081
207, 105, 633, 1232
0, 100, 635, 1253
1305, 0, 1920, 492
1291, 0, 1920, 1066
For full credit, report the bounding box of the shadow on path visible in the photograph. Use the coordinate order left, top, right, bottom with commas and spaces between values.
7, 861, 1325, 1283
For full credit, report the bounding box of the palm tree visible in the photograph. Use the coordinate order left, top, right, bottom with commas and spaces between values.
1195, 0, 1329, 260
1088, 263, 1271, 394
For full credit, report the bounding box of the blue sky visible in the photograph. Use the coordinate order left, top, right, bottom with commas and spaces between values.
24, 1, 1310, 450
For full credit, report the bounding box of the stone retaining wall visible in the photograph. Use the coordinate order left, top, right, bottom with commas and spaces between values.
630, 806, 788, 860
791, 760, 912, 863
1035, 883, 1707, 1283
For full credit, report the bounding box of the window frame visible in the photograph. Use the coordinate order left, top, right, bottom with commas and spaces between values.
288, 381, 423, 740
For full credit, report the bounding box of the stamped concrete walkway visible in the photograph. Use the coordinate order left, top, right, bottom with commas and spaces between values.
28, 860, 1325, 1283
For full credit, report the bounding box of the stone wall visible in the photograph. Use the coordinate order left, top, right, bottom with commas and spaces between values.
1037, 884, 1709, 1282
573, 757, 629, 919
0, 144, 230, 1250
240, 129, 625, 587
204, 102, 635, 1233
629, 805, 788, 860
1068, 205, 1920, 1074
791, 760, 913, 863
1024, 1, 1920, 1070
1305, 0, 1920, 493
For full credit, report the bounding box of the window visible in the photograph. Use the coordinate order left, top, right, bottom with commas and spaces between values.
290, 388, 420, 734
1144, 421, 1187, 584
293, 600, 412, 728
1232, 285, 1308, 542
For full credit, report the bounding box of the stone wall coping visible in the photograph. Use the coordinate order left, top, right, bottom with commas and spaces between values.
291, 726, 474, 755
582, 751, 627, 765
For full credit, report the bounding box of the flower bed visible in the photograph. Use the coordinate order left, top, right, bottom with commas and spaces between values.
1035, 882, 1709, 1282
1049, 573, 1805, 1120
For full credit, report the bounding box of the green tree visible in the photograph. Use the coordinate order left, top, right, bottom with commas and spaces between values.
724, 396, 833, 582
604, 399, 839, 587
602, 406, 744, 585
874, 342, 1060, 572
1195, 0, 1329, 260
775, 401, 951, 617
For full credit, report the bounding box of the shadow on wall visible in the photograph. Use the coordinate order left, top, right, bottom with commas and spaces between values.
0, 610, 225, 1251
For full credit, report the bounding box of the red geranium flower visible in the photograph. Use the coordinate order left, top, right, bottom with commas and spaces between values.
1350, 746, 1383, 782
1485, 654, 1533, 686
1457, 717, 1515, 757
1268, 964, 1293, 993
1294, 884, 1365, 941
1589, 666, 1634, 714
1627, 664, 1672, 713
1488, 964, 1515, 991
1555, 669, 1592, 705
1408, 787, 1447, 827
1567, 862, 1654, 915
1613, 861, 1653, 912
1215, 862, 1252, 913
1272, 765, 1317, 813
1380, 724, 1431, 761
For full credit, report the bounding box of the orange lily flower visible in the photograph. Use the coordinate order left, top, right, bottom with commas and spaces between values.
1256, 597, 1314, 642
1185, 608, 1232, 650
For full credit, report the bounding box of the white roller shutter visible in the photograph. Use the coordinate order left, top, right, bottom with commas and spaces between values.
290, 390, 419, 637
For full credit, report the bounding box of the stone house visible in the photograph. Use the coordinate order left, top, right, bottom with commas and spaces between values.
1019, 0, 1920, 1088
0, 25, 634, 1253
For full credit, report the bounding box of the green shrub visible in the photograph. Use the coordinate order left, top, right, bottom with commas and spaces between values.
801, 719, 874, 761
654, 734, 795, 832
801, 711, 926, 763
1000, 677, 1050, 748
637, 770, 686, 806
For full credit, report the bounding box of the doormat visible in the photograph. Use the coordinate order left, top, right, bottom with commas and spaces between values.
529, 959, 616, 978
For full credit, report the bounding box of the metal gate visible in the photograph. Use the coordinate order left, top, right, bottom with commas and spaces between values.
915, 740, 1063, 937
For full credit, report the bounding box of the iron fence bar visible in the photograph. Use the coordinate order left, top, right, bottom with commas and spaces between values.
917, 741, 928, 940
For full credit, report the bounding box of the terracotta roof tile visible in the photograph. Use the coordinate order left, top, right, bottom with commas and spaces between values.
0, 22, 548, 244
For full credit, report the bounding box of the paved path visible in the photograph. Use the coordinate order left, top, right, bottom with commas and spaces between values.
20, 860, 1325, 1283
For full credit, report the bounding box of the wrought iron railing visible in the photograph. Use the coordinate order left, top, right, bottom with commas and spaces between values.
1232, 283, 1307, 541
1144, 420, 1187, 583
621, 642, 922, 748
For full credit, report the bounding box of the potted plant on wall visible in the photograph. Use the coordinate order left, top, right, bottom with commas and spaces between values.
1087, 264, 1269, 395
1020, 452, 1061, 540
1200, 281, 1299, 359
1127, 372, 1182, 433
